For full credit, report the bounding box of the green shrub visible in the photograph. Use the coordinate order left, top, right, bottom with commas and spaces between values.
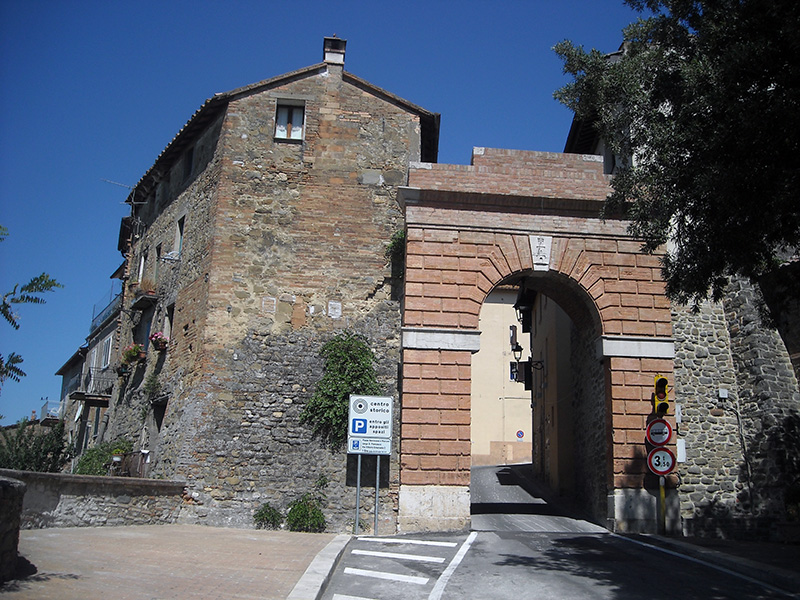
0, 419, 72, 472
286, 493, 326, 532
73, 438, 132, 475
253, 502, 283, 529
300, 332, 380, 448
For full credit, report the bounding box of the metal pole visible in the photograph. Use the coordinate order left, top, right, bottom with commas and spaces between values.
658, 476, 666, 535
354, 454, 362, 535
374, 456, 381, 535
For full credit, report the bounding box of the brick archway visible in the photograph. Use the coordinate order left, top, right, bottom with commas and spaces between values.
397, 148, 675, 532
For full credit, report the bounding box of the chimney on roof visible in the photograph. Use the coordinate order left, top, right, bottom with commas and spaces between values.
323, 36, 346, 65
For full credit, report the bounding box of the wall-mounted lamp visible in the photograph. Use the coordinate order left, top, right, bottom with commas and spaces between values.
509, 325, 523, 361
513, 285, 535, 332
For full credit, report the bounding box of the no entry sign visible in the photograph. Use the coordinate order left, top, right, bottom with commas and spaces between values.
646, 419, 673, 446
647, 447, 676, 476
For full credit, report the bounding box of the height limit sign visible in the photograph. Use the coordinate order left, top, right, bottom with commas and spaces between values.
347, 395, 393, 455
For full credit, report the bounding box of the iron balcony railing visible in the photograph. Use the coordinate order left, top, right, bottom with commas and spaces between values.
69, 367, 116, 397
89, 281, 123, 335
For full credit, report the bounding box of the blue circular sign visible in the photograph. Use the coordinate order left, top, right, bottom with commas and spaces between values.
516, 430, 524, 439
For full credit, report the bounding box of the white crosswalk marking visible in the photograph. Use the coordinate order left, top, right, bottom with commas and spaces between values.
357, 537, 457, 548
343, 566, 429, 585
332, 594, 377, 600
351, 548, 446, 563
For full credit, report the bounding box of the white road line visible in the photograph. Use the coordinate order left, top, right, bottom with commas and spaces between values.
614, 534, 796, 597
344, 567, 429, 585
352, 548, 446, 563
332, 595, 378, 600
357, 537, 458, 548
428, 531, 477, 600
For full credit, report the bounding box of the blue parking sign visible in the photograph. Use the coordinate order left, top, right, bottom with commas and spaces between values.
352, 418, 367, 434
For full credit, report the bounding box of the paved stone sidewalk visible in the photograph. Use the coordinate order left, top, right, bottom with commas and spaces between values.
2, 525, 338, 600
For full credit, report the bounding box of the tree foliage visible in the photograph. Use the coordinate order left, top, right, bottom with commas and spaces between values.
300, 331, 380, 448
0, 225, 62, 389
0, 419, 73, 472
554, 0, 800, 306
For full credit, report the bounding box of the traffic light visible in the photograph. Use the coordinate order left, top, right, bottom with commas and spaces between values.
654, 375, 669, 415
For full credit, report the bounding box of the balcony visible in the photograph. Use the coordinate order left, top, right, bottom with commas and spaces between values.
40, 399, 62, 421
67, 367, 116, 406
90, 281, 123, 335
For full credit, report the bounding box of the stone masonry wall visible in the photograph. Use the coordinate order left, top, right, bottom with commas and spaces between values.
103, 112, 223, 462
670, 279, 800, 539
110, 61, 430, 530
671, 301, 745, 534
570, 323, 610, 524
0, 469, 184, 529
722, 278, 800, 532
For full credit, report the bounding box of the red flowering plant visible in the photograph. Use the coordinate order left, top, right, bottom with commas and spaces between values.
121, 343, 145, 364
149, 331, 169, 350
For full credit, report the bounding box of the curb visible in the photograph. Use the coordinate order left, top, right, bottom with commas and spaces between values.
621, 534, 800, 597
287, 534, 352, 600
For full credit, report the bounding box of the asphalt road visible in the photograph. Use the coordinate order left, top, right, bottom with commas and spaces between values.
320, 465, 794, 600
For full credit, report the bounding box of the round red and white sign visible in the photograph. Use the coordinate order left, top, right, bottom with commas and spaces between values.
647, 447, 676, 476
646, 418, 673, 446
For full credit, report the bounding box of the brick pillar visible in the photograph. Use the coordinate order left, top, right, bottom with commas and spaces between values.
398, 331, 479, 532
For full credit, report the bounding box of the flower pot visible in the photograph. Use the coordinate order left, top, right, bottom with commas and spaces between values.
153, 340, 168, 352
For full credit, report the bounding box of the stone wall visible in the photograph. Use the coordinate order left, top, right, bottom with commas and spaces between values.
721, 278, 800, 535
102, 57, 431, 531
0, 477, 25, 582
671, 276, 800, 539
569, 322, 609, 525
672, 300, 745, 534
0, 469, 184, 529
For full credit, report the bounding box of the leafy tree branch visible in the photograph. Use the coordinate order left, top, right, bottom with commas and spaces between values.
0, 225, 63, 388
554, 0, 800, 307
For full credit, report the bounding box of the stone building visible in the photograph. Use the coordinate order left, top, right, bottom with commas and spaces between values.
57, 37, 799, 537
55, 280, 122, 456
96, 37, 438, 529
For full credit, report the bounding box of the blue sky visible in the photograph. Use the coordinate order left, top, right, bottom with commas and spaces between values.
0, 0, 640, 424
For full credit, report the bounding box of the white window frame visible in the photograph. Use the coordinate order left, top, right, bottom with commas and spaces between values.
101, 335, 113, 369
275, 101, 305, 140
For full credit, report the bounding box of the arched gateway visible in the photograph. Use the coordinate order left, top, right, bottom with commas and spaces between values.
397, 147, 675, 532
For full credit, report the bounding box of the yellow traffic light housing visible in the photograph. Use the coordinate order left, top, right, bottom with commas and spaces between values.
654, 375, 669, 415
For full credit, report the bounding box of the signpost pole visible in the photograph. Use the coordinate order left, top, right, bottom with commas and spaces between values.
374, 456, 380, 535
354, 454, 362, 535
658, 476, 666, 535
347, 394, 393, 536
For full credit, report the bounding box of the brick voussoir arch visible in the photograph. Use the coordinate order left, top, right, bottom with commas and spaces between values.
398, 150, 675, 532
400, 225, 675, 531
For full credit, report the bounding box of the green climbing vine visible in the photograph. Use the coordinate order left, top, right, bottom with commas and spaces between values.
300, 331, 380, 449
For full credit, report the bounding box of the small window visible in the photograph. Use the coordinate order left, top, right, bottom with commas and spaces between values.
138, 250, 147, 282
164, 304, 175, 341
174, 217, 185, 255
275, 103, 304, 140
154, 244, 162, 281
101, 335, 113, 369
